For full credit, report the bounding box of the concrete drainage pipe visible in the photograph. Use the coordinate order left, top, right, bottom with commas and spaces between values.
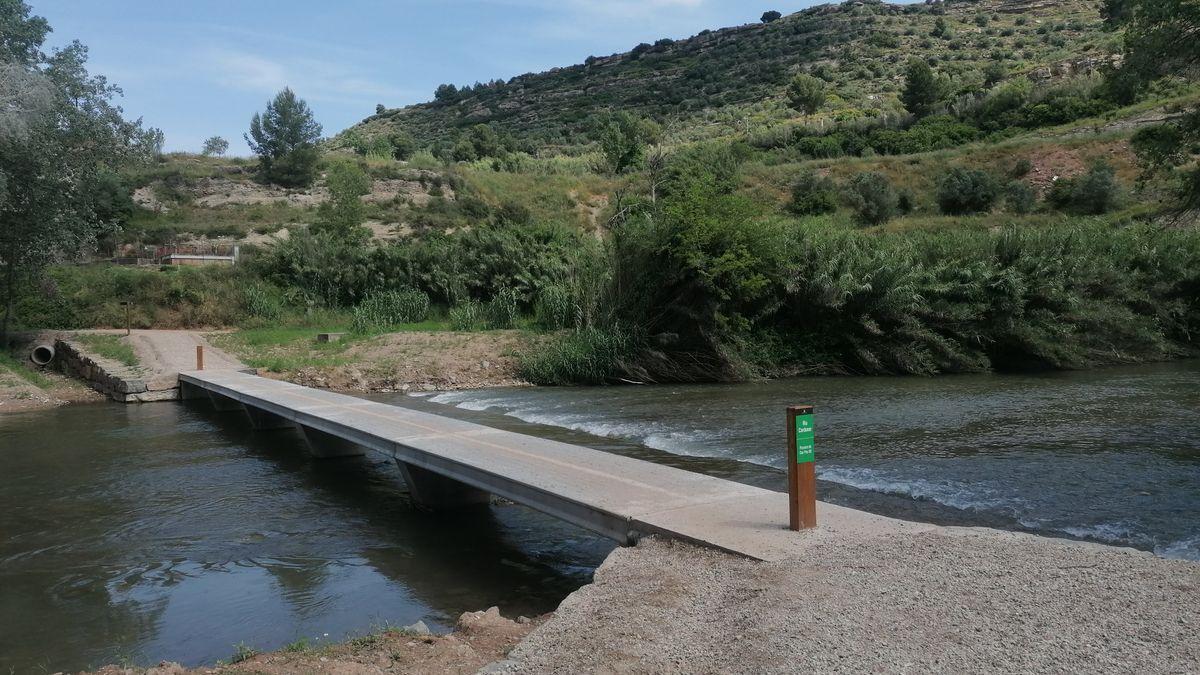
30, 344, 55, 367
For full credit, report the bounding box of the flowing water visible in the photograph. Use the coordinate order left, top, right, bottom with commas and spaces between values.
426, 362, 1200, 561
1, 362, 1197, 671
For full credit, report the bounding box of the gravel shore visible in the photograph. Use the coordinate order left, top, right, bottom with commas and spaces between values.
495, 524, 1200, 673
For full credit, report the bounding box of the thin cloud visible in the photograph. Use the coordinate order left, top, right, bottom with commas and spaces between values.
201, 47, 415, 105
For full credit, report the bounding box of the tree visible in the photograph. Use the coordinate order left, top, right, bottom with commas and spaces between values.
143, 127, 165, 159
600, 112, 660, 174
201, 136, 229, 157
983, 62, 1007, 88
1109, 0, 1200, 213
931, 17, 953, 39
786, 74, 827, 119
389, 130, 416, 160
245, 87, 322, 187
902, 58, 943, 118
375, 103, 386, 115
761, 10, 782, 23
433, 83, 458, 103
312, 159, 371, 243
0, 1, 149, 344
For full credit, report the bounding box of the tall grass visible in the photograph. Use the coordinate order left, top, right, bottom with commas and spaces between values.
524, 219, 1200, 384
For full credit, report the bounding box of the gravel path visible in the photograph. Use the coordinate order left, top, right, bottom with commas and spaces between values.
495, 526, 1200, 673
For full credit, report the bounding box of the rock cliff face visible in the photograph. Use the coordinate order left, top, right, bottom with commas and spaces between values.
345, 0, 1111, 149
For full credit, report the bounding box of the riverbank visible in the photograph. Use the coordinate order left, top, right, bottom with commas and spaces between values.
85, 607, 541, 675
83, 519, 1200, 674
498, 528, 1200, 673
212, 328, 540, 393
0, 335, 103, 413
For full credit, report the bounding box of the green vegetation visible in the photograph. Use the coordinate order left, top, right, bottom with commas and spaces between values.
73, 334, 139, 368
846, 172, 900, 225
313, 159, 372, 241
6, 0, 1199, 390
0, 0, 158, 345
201, 136, 229, 157
0, 350, 53, 388
351, 289, 431, 333
246, 88, 322, 188
937, 167, 1001, 215
229, 642, 258, 665
349, 0, 1116, 150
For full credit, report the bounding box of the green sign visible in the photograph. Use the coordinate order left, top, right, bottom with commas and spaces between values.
795, 413, 815, 464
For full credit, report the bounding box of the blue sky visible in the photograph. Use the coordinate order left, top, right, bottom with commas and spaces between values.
29, 1, 835, 155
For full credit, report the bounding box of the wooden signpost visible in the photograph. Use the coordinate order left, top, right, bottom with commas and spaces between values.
196, 345, 204, 371
787, 404, 817, 530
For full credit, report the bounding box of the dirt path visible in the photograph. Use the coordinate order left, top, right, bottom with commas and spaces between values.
122, 330, 245, 388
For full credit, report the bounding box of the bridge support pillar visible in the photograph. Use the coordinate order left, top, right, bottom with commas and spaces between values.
295, 424, 367, 458
179, 381, 207, 401
207, 391, 244, 412
397, 462, 491, 509
243, 405, 292, 431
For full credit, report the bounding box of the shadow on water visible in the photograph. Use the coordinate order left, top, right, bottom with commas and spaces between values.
0, 400, 612, 673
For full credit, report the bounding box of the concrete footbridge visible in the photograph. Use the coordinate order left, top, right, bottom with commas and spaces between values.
180, 370, 910, 561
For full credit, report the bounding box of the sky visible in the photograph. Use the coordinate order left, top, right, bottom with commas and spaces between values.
30, 0, 832, 155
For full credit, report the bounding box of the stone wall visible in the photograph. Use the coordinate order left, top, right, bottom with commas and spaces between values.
54, 339, 179, 403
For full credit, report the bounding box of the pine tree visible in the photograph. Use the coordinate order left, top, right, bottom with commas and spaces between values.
786, 74, 827, 119
245, 88, 322, 187
901, 58, 942, 118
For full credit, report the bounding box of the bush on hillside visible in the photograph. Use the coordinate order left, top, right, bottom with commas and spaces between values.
788, 170, 839, 216
845, 172, 899, 226
936, 167, 1001, 215
1047, 161, 1123, 215
1005, 180, 1037, 214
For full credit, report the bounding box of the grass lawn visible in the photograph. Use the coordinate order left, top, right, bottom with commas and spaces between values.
73, 334, 140, 367
213, 319, 455, 373
0, 350, 54, 388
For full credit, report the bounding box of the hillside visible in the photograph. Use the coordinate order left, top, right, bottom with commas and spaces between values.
349, 0, 1117, 149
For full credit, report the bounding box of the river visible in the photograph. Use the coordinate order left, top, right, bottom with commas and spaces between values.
0, 362, 1197, 671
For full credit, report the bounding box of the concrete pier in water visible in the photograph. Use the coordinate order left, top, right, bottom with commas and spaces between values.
179, 370, 906, 561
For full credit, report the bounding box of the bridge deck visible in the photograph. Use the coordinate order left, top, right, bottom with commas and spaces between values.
179, 370, 911, 561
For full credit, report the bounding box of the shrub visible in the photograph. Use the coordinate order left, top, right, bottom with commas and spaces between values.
351, 288, 430, 332
845, 172, 899, 226
936, 167, 1001, 215
1008, 158, 1034, 178
243, 284, 284, 321
1047, 161, 1123, 215
534, 284, 575, 330
788, 170, 839, 216
485, 287, 521, 329
449, 301, 483, 330
1005, 180, 1037, 214
517, 327, 639, 385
